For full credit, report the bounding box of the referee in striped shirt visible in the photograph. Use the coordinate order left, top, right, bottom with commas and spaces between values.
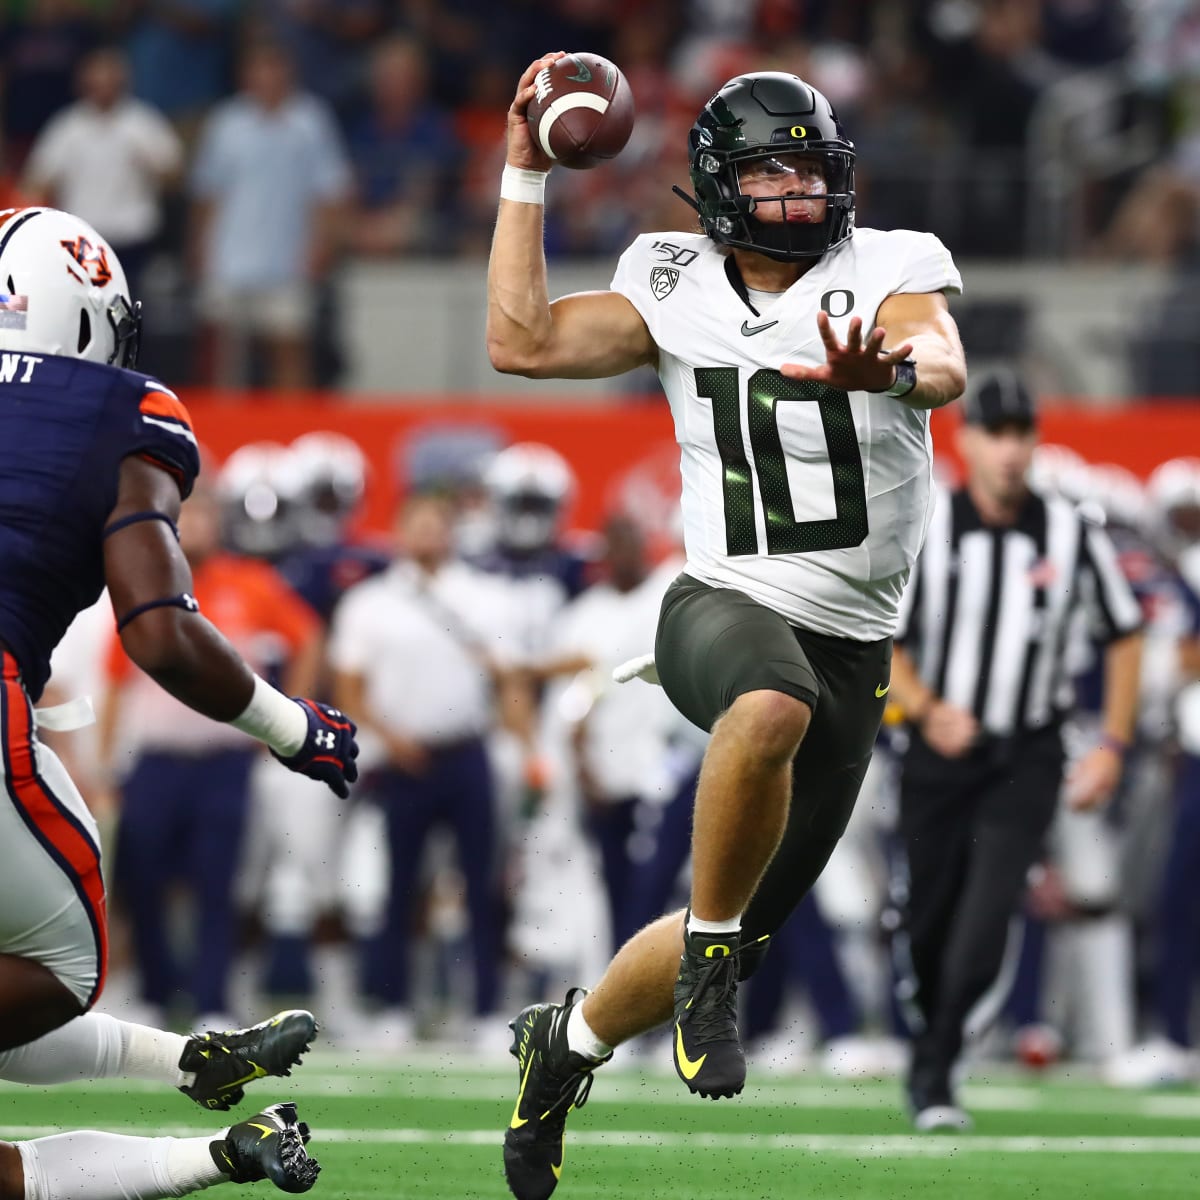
889, 370, 1144, 1130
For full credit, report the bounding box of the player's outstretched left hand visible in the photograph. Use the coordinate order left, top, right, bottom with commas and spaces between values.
271, 699, 359, 798
781, 312, 913, 394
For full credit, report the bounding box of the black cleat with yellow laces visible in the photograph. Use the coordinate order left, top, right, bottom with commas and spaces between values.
672, 927, 754, 1099
503, 989, 609, 1200
180, 1010, 319, 1112
211, 1101, 321, 1193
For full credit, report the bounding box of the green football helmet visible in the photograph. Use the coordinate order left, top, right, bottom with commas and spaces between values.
678, 72, 855, 262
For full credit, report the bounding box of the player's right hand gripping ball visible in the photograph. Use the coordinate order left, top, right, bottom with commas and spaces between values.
525, 51, 635, 169
272, 699, 359, 799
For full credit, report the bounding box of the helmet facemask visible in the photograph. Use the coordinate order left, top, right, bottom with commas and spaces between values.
692, 143, 855, 262
680, 73, 856, 263
107, 293, 142, 369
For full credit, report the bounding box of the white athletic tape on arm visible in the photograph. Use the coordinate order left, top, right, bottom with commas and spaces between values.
500, 164, 548, 204
229, 673, 307, 756
536, 92, 609, 160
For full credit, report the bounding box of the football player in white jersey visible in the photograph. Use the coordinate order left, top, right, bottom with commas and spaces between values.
489, 56, 967, 1199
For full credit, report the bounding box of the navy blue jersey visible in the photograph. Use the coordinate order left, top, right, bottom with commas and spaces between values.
471, 544, 592, 601
276, 541, 390, 625
0, 353, 200, 700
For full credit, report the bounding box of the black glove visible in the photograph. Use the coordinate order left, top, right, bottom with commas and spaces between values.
271, 699, 359, 799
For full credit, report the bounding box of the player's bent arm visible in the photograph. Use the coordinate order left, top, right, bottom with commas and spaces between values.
104, 457, 258, 721
486, 177, 655, 378
875, 291, 967, 411
489, 286, 655, 380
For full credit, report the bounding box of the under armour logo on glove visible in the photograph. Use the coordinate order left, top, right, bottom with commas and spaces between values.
271, 698, 360, 799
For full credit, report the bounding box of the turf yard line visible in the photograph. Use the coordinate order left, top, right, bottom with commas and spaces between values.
3, 1073, 1193, 1118
4, 1125, 1200, 1157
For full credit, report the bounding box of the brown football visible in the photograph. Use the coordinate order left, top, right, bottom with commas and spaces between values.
526, 52, 635, 170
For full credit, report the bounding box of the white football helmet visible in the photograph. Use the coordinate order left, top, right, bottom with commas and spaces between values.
1146, 457, 1200, 560
217, 441, 302, 559
0, 207, 140, 368
288, 431, 368, 547
484, 442, 576, 554
1087, 463, 1147, 533
1029, 443, 1091, 503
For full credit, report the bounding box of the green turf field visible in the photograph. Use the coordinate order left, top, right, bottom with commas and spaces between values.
4, 1050, 1198, 1199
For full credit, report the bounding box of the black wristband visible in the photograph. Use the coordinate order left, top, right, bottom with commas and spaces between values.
103, 510, 180, 541
115, 592, 200, 633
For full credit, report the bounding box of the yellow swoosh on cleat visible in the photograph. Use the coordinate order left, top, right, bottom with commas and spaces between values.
551, 1149, 564, 1181
509, 1053, 535, 1129
875, 682, 890, 698
247, 1123, 276, 1141
223, 1062, 268, 1091
674, 1023, 707, 1081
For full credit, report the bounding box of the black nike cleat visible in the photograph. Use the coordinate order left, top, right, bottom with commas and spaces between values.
503, 988, 609, 1200
211, 1101, 321, 1193
672, 928, 752, 1099
180, 1010, 319, 1111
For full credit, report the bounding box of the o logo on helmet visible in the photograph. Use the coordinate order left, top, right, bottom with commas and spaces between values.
790, 126, 808, 139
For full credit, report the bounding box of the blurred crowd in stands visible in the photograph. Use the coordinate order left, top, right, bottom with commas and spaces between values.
40, 423, 1200, 1084
3, 0, 1200, 389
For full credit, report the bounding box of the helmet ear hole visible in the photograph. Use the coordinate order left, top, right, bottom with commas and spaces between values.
77, 309, 91, 353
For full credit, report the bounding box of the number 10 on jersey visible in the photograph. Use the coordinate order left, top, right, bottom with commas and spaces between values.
696, 367, 869, 557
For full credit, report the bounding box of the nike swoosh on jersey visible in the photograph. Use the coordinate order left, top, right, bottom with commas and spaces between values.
740, 319, 779, 336
674, 1022, 708, 1080
875, 682, 890, 697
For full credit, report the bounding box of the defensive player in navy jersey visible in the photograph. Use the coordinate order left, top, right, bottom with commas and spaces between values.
0, 208, 358, 1198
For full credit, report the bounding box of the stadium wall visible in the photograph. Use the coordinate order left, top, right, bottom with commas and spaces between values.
183, 396, 1200, 535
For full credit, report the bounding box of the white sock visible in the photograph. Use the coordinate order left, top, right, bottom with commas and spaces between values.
687, 913, 742, 936
0, 1014, 122, 1085
167, 1136, 229, 1192
19, 1131, 224, 1199
0, 1013, 190, 1088
566, 1000, 612, 1062
120, 1020, 192, 1088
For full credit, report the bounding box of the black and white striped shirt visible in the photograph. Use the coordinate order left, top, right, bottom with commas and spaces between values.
896, 487, 1143, 737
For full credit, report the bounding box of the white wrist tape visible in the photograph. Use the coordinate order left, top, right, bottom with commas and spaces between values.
229, 674, 307, 757
501, 164, 548, 205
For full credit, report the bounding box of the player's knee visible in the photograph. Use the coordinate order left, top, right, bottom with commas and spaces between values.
0, 1142, 25, 1200
0, 954, 88, 1052
721, 690, 811, 763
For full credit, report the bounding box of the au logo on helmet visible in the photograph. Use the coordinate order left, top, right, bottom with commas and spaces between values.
59, 236, 112, 287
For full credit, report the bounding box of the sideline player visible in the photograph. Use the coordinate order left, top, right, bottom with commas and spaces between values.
0, 206, 358, 1197
487, 59, 966, 1199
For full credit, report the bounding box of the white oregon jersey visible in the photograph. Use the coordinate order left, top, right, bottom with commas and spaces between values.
610, 227, 962, 640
